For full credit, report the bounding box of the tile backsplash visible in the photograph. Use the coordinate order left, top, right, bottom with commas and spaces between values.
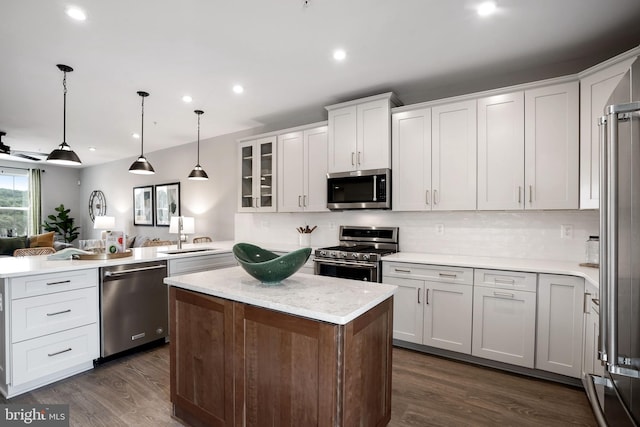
235, 210, 599, 262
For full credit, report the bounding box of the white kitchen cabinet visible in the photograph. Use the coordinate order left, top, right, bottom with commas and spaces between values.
0, 268, 99, 397
383, 262, 473, 354
326, 93, 399, 173
579, 55, 638, 209
536, 274, 585, 378
582, 282, 604, 378
472, 269, 537, 368
277, 125, 328, 212
392, 100, 476, 211
237, 136, 276, 212
478, 81, 579, 210
524, 81, 579, 209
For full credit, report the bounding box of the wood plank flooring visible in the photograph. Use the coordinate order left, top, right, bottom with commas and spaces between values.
1, 344, 596, 426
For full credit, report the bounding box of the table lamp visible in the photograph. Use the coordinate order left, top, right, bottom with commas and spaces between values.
169, 216, 194, 250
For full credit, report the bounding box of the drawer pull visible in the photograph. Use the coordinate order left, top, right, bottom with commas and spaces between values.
46, 309, 71, 317
438, 273, 457, 278
493, 291, 515, 299
47, 280, 71, 286
48, 347, 72, 357
394, 268, 411, 273
494, 278, 515, 284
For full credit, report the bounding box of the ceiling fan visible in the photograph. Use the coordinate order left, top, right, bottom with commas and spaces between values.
0, 131, 48, 162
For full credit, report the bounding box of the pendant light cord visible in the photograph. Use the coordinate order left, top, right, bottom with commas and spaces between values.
197, 113, 201, 164
62, 70, 67, 144
140, 95, 145, 157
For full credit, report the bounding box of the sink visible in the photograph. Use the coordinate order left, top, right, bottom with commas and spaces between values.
232, 243, 311, 285
160, 247, 218, 255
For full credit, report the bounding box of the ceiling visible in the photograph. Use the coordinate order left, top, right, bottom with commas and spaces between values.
2, 0, 640, 167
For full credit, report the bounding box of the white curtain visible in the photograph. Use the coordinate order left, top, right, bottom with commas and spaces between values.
29, 168, 41, 235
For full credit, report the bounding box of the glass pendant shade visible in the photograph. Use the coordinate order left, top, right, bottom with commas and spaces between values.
129, 91, 155, 174
48, 64, 81, 165
188, 109, 208, 180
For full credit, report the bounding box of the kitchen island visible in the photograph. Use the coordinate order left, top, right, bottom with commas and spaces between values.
165, 267, 397, 427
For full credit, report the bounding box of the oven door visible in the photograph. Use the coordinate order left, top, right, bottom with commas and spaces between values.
314, 259, 379, 282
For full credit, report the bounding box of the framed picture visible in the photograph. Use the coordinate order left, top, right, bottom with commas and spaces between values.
155, 182, 180, 226
133, 186, 154, 226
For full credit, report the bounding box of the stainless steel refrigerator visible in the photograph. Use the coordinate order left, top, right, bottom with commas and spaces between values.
586, 57, 640, 427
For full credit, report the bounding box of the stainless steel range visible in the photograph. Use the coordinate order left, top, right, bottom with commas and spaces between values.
314, 226, 399, 282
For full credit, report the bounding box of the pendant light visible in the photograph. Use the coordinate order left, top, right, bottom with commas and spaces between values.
129, 91, 155, 174
47, 64, 82, 165
188, 109, 208, 180
0, 132, 10, 157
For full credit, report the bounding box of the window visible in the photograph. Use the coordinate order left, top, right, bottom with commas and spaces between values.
0, 167, 29, 237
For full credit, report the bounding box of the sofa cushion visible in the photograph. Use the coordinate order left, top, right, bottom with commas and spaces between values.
0, 236, 27, 256
29, 231, 55, 248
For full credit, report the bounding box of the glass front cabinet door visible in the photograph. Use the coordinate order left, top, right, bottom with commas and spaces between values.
238, 136, 277, 212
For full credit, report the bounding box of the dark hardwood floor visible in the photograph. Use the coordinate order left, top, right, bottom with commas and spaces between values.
2, 344, 596, 426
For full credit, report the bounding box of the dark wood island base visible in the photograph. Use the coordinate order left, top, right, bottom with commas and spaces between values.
170, 287, 393, 427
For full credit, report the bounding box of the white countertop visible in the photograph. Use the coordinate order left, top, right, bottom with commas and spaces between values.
383, 252, 599, 289
165, 266, 396, 325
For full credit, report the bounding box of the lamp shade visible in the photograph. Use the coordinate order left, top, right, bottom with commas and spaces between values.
47, 142, 82, 165
169, 216, 194, 234
94, 216, 115, 230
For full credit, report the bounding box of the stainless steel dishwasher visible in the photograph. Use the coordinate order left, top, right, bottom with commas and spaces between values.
99, 261, 168, 358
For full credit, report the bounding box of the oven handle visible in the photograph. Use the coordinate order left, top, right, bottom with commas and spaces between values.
314, 259, 378, 269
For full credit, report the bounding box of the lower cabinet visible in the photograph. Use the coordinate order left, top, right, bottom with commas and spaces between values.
536, 274, 585, 378
471, 269, 537, 368
170, 287, 393, 427
583, 282, 604, 378
383, 262, 473, 354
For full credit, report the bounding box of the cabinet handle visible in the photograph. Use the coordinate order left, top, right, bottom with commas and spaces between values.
494, 277, 515, 284
358, 151, 362, 165
303, 195, 307, 207
47, 309, 71, 317
394, 268, 411, 273
47, 280, 71, 286
48, 347, 72, 357
529, 185, 533, 203
417, 288, 421, 304
425, 288, 430, 305
518, 186, 522, 203
438, 272, 457, 278
351, 152, 355, 166
493, 291, 515, 299
255, 197, 260, 208
434, 189, 439, 205
426, 190, 430, 205
298, 195, 302, 207
584, 292, 591, 314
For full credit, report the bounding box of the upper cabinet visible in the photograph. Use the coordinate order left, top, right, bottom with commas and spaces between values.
326, 93, 400, 173
579, 54, 638, 209
277, 125, 329, 212
392, 100, 477, 211
477, 81, 578, 210
237, 136, 277, 212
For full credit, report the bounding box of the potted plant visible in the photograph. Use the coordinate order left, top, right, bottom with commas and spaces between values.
42, 204, 80, 244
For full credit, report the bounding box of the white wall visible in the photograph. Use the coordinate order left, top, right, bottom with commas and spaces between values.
235, 210, 599, 263
0, 159, 82, 234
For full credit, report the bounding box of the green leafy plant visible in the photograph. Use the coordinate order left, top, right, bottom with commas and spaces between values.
43, 204, 80, 243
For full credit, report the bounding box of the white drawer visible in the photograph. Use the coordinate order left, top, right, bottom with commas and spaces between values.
10, 269, 98, 300
383, 262, 473, 285
12, 323, 99, 386
11, 287, 98, 343
474, 269, 537, 292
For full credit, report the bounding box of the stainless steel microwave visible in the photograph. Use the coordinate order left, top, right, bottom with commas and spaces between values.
327, 168, 391, 210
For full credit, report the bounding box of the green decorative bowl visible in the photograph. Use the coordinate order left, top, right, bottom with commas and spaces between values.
232, 243, 311, 285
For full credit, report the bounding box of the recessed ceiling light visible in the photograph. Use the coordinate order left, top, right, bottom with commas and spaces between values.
66, 6, 87, 21
333, 49, 347, 61
182, 95, 193, 103
88, 147, 96, 152
233, 84, 244, 94
132, 133, 140, 139
477, 1, 497, 16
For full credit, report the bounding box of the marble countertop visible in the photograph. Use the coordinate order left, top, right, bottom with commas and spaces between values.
165, 266, 396, 325
383, 252, 599, 289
